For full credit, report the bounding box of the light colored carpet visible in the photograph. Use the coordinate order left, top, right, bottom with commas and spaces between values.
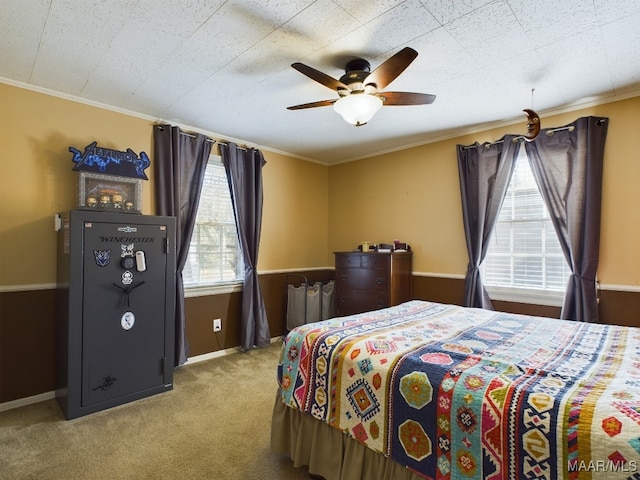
0, 341, 312, 480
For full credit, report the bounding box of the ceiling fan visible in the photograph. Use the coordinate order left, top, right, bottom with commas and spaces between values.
287, 47, 436, 126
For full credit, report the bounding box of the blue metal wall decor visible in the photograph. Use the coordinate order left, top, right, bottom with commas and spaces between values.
69, 141, 150, 180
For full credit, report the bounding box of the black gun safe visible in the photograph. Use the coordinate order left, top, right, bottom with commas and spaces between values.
56, 210, 176, 419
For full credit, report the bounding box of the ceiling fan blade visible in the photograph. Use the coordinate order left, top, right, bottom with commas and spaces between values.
287, 99, 337, 110
365, 47, 418, 90
291, 63, 349, 91
379, 91, 436, 106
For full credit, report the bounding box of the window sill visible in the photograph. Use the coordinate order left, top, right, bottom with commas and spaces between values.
184, 282, 243, 298
485, 285, 564, 307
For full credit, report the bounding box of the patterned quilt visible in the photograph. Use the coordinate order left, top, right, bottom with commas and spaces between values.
277, 301, 640, 479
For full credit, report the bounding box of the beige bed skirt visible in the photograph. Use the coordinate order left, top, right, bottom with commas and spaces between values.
270, 392, 424, 480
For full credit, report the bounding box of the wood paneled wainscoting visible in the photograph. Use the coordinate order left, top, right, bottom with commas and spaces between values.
1, 273, 637, 407
184, 269, 334, 358
0, 288, 57, 405
412, 274, 639, 327
0, 270, 334, 406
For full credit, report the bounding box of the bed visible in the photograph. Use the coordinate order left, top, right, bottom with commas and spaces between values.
271, 300, 640, 480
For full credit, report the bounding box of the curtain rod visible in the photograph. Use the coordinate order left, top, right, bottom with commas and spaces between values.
176, 130, 215, 143
546, 125, 575, 134
461, 122, 586, 150
509, 124, 577, 142
176, 130, 248, 151
216, 141, 248, 151
460, 139, 504, 150
155, 126, 249, 151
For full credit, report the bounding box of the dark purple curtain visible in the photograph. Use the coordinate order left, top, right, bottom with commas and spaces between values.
153, 124, 212, 365
219, 142, 270, 351
457, 136, 520, 309
524, 116, 608, 322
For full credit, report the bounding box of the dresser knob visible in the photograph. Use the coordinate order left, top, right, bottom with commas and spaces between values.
375, 278, 383, 285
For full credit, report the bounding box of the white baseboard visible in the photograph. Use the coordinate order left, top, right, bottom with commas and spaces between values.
185, 336, 282, 365
0, 391, 55, 413
185, 347, 241, 365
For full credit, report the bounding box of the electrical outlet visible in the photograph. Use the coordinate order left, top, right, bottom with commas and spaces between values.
213, 318, 222, 332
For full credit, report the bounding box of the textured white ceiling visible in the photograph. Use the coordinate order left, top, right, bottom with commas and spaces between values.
2, 0, 639, 164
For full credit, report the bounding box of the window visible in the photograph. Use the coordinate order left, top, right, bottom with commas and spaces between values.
183, 155, 243, 292
481, 146, 571, 305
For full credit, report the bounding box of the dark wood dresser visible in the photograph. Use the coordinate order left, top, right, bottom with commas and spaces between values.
334, 251, 413, 316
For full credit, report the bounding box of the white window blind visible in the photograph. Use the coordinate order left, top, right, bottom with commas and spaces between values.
183, 155, 243, 287
481, 146, 571, 302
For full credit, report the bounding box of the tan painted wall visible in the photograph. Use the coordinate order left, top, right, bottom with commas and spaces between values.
327, 138, 466, 273
0, 83, 329, 286
329, 96, 640, 288
1, 84, 155, 287
259, 150, 328, 271
3, 81, 638, 288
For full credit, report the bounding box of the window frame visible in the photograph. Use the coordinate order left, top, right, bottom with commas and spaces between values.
183, 154, 244, 297
481, 146, 569, 307
484, 284, 565, 307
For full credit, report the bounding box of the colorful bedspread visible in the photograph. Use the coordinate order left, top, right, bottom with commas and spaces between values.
277, 301, 640, 479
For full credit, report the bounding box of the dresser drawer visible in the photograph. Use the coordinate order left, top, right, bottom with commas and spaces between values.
336, 289, 389, 316
335, 254, 361, 269
335, 268, 388, 291
335, 253, 389, 270
361, 254, 390, 270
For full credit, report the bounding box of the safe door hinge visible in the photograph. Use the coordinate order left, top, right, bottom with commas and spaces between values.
161, 356, 167, 375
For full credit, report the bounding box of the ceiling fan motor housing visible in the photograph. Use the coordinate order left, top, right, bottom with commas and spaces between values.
338, 58, 374, 95
345, 58, 371, 73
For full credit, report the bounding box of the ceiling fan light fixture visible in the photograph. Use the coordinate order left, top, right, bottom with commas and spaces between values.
333, 94, 383, 126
